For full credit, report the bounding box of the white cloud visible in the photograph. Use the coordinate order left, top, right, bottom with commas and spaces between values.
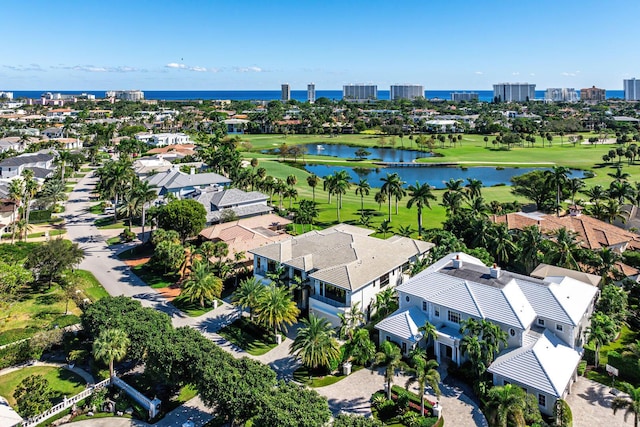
530, 73, 536, 76
50, 64, 140, 73
233, 66, 264, 73
512, 72, 520, 76
166, 63, 217, 72
166, 63, 187, 69
3, 64, 45, 72
562, 72, 576, 77
474, 71, 483, 75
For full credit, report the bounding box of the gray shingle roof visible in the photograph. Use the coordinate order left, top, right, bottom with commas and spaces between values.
488, 329, 581, 397
0, 152, 54, 167
250, 225, 433, 292
206, 189, 268, 208
375, 306, 428, 343
144, 168, 230, 191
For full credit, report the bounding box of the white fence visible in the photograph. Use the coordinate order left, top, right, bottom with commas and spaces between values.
21, 378, 111, 427
111, 375, 161, 418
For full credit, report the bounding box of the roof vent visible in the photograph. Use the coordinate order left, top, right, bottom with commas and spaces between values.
452, 254, 462, 269
490, 263, 501, 278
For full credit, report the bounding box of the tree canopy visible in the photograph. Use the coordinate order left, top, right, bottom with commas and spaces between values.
158, 199, 207, 242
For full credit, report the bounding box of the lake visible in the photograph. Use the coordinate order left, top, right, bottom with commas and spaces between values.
300, 142, 432, 162
305, 164, 586, 189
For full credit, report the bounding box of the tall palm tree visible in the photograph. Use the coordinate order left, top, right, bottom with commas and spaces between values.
545, 166, 571, 216
587, 312, 617, 368
609, 180, 634, 204
590, 247, 622, 285
545, 227, 582, 271
255, 284, 300, 337
441, 190, 464, 217
232, 277, 267, 322
21, 170, 38, 241
480, 320, 508, 367
132, 180, 157, 239
484, 384, 527, 427
405, 354, 441, 414
290, 314, 341, 373
465, 178, 484, 201
406, 181, 436, 236
582, 185, 607, 203
419, 321, 438, 350
488, 223, 516, 265
181, 261, 223, 308
373, 340, 408, 399
39, 179, 68, 210
337, 302, 364, 340
374, 191, 387, 211
567, 177, 585, 205
355, 179, 371, 213
381, 173, 403, 222
93, 328, 130, 379
612, 382, 640, 427
373, 288, 397, 319
286, 174, 298, 188
296, 199, 319, 232
8, 179, 23, 244
516, 225, 545, 274
323, 174, 337, 204
608, 165, 631, 183
307, 174, 320, 202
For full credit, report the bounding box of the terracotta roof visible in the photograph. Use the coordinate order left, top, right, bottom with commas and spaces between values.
490, 212, 640, 251
147, 144, 196, 155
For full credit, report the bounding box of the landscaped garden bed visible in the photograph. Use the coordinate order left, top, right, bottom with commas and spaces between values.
0, 366, 86, 408
293, 364, 364, 388
371, 386, 439, 427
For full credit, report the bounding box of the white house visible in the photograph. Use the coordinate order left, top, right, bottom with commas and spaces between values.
376, 252, 599, 415
250, 224, 433, 326
135, 132, 192, 147
194, 187, 272, 224
0, 151, 56, 179
143, 167, 231, 199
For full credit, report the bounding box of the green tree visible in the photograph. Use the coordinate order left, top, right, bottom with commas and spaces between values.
255, 381, 331, 427
377, 219, 393, 238
338, 301, 365, 340
484, 384, 527, 427
587, 312, 617, 368
25, 238, 84, 288
612, 382, 640, 427
405, 353, 441, 415
597, 284, 628, 324
373, 288, 398, 319
544, 227, 582, 271
158, 199, 207, 243
0, 261, 32, 306
255, 284, 300, 337
93, 328, 130, 378
181, 260, 222, 308
516, 225, 545, 274
38, 178, 68, 210
381, 173, 403, 222
344, 328, 376, 365
13, 375, 54, 417
373, 340, 408, 399
151, 240, 185, 274
8, 179, 23, 244
553, 398, 573, 427
333, 414, 383, 427
232, 277, 267, 322
511, 170, 554, 211
290, 314, 341, 372
306, 174, 320, 202
406, 181, 436, 236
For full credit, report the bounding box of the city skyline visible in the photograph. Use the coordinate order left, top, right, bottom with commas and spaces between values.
3, 0, 640, 90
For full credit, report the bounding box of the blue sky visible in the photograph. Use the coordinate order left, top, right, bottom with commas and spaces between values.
2, 0, 637, 90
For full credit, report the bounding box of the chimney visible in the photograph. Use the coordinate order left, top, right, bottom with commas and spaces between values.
452, 254, 462, 269
490, 263, 501, 278
190, 167, 195, 175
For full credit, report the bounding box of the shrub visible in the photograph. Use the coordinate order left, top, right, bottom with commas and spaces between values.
376, 399, 396, 421
29, 210, 52, 223
396, 390, 410, 414
577, 360, 587, 376
0, 341, 34, 369
120, 229, 136, 242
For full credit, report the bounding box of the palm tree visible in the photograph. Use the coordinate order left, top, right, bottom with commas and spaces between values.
286, 174, 298, 188
345, 328, 376, 365
8, 179, 23, 244
545, 227, 582, 271
612, 382, 640, 427
480, 320, 508, 366
419, 321, 438, 351
441, 190, 464, 217
374, 191, 387, 211
255, 284, 300, 337
93, 328, 130, 379
337, 302, 364, 340
39, 179, 67, 210
381, 173, 403, 222
488, 223, 516, 265
484, 384, 527, 427
373, 288, 397, 319
608, 165, 631, 183
307, 174, 320, 202
290, 314, 341, 373
406, 181, 436, 236
582, 185, 607, 203
567, 177, 585, 205
355, 179, 371, 213
284, 187, 298, 210
545, 166, 571, 216
587, 312, 617, 368
377, 219, 393, 238
21, 170, 38, 241
323, 174, 337, 204
405, 354, 441, 414
131, 180, 157, 239
232, 277, 266, 322
296, 199, 319, 232
373, 340, 408, 399
181, 261, 222, 308
590, 247, 622, 285
516, 225, 545, 274
397, 225, 413, 237
465, 178, 483, 201
609, 180, 634, 204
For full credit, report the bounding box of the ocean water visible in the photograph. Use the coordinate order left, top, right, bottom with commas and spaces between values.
7, 89, 625, 102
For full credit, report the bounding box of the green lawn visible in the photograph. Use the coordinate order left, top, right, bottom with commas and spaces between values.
89, 203, 104, 215
25, 229, 66, 239
0, 242, 40, 262
106, 236, 122, 246
94, 217, 126, 230
217, 317, 280, 356
69, 270, 109, 302
131, 263, 176, 289
585, 325, 638, 367
171, 294, 217, 317
293, 365, 364, 388
0, 366, 86, 407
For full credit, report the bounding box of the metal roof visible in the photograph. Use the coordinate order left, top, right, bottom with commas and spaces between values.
375, 306, 429, 343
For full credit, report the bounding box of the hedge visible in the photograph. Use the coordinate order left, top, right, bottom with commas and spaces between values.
0, 341, 33, 369
607, 350, 640, 384
29, 209, 52, 223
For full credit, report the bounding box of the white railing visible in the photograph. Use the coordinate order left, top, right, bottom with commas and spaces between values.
21, 378, 111, 427
110, 376, 161, 418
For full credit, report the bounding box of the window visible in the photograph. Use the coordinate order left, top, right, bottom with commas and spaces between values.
538, 394, 546, 407
434, 307, 440, 317
503, 380, 510, 385
405, 296, 410, 302
422, 301, 427, 311
447, 310, 461, 324
509, 328, 516, 337
323, 282, 347, 305
556, 324, 563, 332
402, 342, 407, 354
537, 318, 545, 326
256, 257, 262, 270
380, 273, 390, 288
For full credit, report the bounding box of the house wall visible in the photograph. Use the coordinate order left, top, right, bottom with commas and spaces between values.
491, 373, 560, 416
378, 331, 415, 356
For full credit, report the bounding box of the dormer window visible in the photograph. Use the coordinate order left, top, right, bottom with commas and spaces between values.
556, 324, 563, 332
537, 318, 545, 326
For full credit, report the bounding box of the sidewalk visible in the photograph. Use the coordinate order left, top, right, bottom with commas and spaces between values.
0, 361, 96, 384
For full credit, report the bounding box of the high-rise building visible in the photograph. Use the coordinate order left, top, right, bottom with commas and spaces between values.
580, 86, 606, 102
544, 88, 578, 102
390, 84, 424, 100
307, 83, 316, 103
624, 78, 640, 101
281, 84, 291, 101
343, 84, 377, 102
451, 92, 479, 102
0, 91, 13, 100
493, 83, 536, 102
105, 90, 144, 101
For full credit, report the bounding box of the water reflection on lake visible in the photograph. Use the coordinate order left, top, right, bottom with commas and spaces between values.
300, 143, 432, 162
305, 164, 585, 189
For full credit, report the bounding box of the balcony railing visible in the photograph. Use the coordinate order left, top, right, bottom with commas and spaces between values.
311, 294, 348, 308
